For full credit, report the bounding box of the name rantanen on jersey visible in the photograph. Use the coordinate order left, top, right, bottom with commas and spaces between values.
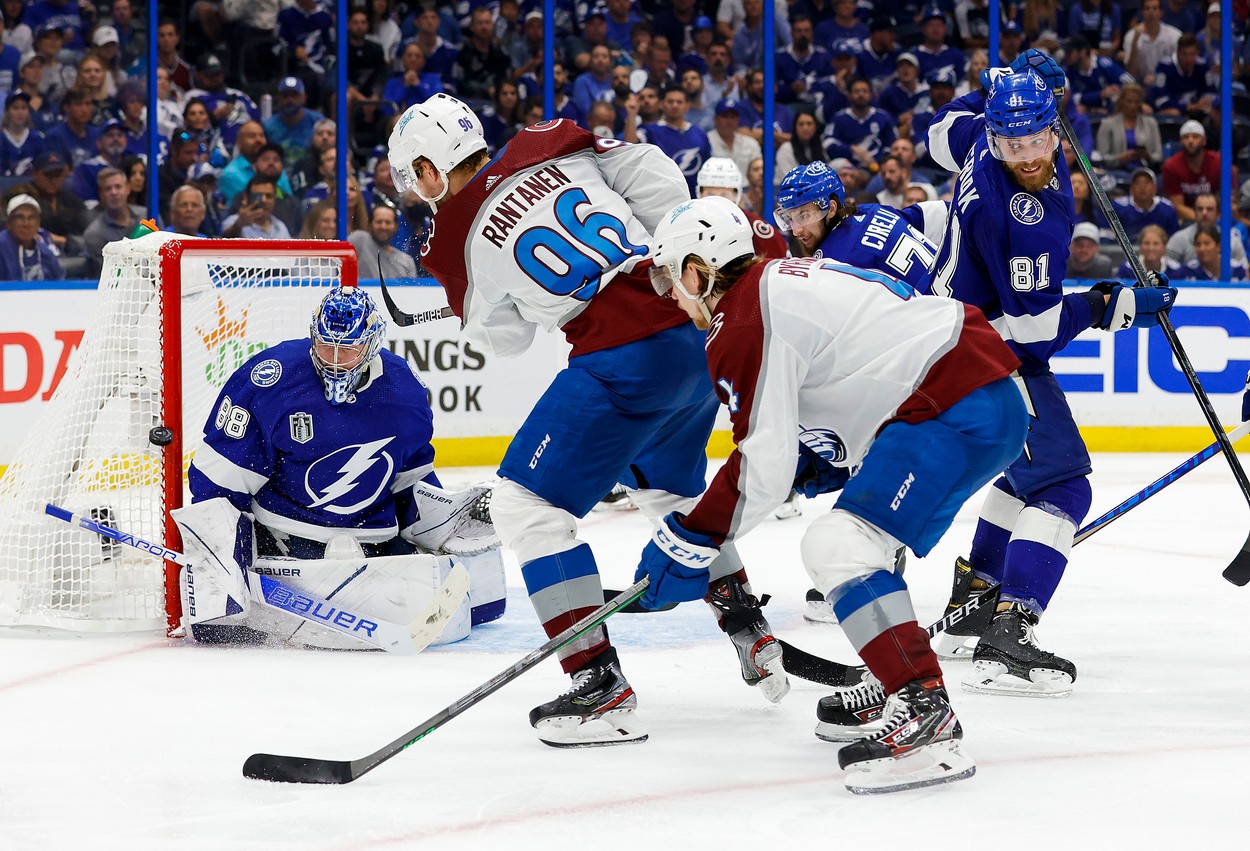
481, 164, 574, 248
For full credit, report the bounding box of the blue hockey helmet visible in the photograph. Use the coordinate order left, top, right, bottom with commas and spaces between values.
310, 285, 386, 405
774, 162, 845, 233
984, 68, 1059, 161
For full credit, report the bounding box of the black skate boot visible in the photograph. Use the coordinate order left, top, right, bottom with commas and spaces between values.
529, 648, 648, 747
837, 677, 976, 794
595, 484, 636, 511
815, 670, 886, 742
962, 602, 1076, 698
708, 576, 790, 703
934, 557, 998, 660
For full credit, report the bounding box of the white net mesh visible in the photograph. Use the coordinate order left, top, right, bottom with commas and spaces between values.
0, 234, 351, 632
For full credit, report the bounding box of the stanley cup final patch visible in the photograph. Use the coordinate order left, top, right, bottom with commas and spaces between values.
289, 412, 314, 444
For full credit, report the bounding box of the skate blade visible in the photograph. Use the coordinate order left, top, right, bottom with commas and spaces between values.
844, 740, 976, 795
934, 632, 978, 661
535, 708, 649, 748
815, 720, 883, 743
803, 600, 839, 625
773, 502, 802, 520
961, 661, 1074, 698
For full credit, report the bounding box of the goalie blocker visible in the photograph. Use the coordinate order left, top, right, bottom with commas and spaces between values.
172, 490, 505, 649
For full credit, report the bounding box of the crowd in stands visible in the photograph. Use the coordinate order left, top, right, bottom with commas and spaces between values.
0, 0, 1247, 282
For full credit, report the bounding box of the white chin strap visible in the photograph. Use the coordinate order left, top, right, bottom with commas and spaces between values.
415, 166, 451, 212
675, 271, 714, 325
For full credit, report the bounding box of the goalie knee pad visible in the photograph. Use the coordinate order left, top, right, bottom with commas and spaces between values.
800, 509, 903, 600
489, 479, 580, 564
170, 497, 255, 636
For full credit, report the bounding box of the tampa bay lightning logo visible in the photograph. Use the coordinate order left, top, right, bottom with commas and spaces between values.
1009, 193, 1045, 226
250, 359, 282, 387
799, 427, 847, 464
304, 437, 395, 514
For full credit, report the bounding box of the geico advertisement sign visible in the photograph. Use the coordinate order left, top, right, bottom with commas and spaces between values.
0, 286, 568, 462
1057, 286, 1250, 425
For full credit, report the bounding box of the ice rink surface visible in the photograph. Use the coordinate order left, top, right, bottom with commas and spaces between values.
2, 453, 1247, 851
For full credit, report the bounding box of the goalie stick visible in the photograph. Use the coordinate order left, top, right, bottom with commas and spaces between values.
44, 504, 467, 654
1055, 97, 1250, 587
243, 578, 651, 784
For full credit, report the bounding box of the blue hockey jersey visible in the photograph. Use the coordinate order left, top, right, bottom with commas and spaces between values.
925, 91, 1091, 373
813, 202, 937, 292
638, 120, 711, 194
188, 340, 439, 544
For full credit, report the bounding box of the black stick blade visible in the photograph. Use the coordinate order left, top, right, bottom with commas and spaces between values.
777, 640, 859, 686
1222, 535, 1250, 586
243, 753, 358, 784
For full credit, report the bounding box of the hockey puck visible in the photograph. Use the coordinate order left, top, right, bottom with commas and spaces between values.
149, 426, 175, 447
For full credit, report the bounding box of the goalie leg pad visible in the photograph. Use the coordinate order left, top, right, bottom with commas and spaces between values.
459, 547, 507, 625
171, 497, 254, 635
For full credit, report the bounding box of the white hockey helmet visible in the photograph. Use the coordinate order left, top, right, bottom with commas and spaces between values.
696, 157, 744, 203
387, 93, 488, 208
650, 196, 755, 318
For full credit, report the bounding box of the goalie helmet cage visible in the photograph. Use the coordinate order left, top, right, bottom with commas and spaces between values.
0, 234, 358, 635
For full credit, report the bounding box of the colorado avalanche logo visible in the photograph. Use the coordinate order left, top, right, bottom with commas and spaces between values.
1009, 193, 1045, 226
250, 359, 282, 387
304, 437, 395, 514
752, 219, 775, 239
799, 427, 847, 464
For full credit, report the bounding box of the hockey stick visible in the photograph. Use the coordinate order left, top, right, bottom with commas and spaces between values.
243, 578, 651, 784
44, 504, 467, 654
1055, 101, 1250, 586
376, 271, 455, 327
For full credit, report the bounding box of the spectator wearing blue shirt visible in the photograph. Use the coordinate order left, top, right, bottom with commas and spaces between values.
0, 93, 44, 176
814, 0, 868, 54
1109, 167, 1180, 243
823, 76, 895, 166
70, 119, 128, 204
0, 193, 62, 281
636, 86, 711, 194
218, 121, 294, 208
278, 0, 334, 79
263, 77, 325, 170
1150, 34, 1213, 116
572, 44, 614, 116
879, 53, 931, 120
1115, 224, 1183, 280
730, 0, 789, 72
1179, 223, 1249, 281
383, 42, 444, 109
857, 15, 901, 95
774, 16, 830, 104
0, 17, 20, 91
1068, 0, 1122, 54
25, 0, 90, 53
652, 0, 701, 56
1065, 35, 1133, 114
43, 90, 95, 167
915, 6, 965, 83
183, 53, 260, 149
406, 5, 458, 82
735, 68, 795, 150
602, 0, 641, 51
1160, 0, 1204, 37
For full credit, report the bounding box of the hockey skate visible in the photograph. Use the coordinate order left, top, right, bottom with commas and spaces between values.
803, 588, 838, 624
837, 677, 976, 795
934, 557, 997, 660
773, 489, 802, 520
815, 670, 885, 742
962, 603, 1076, 698
594, 484, 636, 511
709, 576, 790, 704
529, 649, 648, 747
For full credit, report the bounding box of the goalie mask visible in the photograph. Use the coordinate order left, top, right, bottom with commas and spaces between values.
310, 286, 386, 405
387, 94, 488, 209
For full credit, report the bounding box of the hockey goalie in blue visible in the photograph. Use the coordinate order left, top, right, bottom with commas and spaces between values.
921, 51, 1177, 696
174, 286, 505, 650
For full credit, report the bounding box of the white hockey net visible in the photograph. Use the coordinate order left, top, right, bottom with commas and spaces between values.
0, 233, 357, 633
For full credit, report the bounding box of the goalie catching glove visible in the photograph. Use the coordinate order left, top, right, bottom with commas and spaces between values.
401, 481, 499, 555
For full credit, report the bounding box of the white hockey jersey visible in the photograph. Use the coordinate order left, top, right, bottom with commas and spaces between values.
421, 119, 695, 358
684, 257, 1019, 542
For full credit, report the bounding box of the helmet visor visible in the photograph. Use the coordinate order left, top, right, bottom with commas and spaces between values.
774, 201, 825, 234
389, 157, 415, 194
649, 262, 677, 297
988, 127, 1059, 162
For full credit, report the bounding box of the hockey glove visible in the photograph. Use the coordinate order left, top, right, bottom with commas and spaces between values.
1090, 281, 1177, 331
794, 441, 851, 498
635, 513, 719, 610
1009, 48, 1066, 92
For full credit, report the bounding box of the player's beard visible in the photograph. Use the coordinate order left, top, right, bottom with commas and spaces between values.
1004, 155, 1056, 193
